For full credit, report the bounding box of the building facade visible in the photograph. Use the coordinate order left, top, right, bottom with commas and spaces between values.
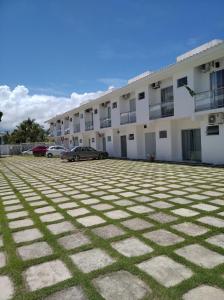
47, 40, 224, 164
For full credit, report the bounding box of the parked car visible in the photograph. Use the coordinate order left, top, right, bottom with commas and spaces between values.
61, 146, 108, 161
46, 145, 66, 158
32, 145, 48, 156
22, 149, 33, 155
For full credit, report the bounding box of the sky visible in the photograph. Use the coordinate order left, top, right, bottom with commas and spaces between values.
0, 0, 224, 130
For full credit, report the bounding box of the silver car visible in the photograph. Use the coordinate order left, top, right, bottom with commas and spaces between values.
61, 146, 108, 161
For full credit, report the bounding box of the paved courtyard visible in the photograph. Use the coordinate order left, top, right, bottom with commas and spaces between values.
0, 157, 224, 299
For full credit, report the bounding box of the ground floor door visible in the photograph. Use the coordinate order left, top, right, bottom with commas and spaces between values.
102, 137, 106, 152
120, 135, 127, 158
88, 138, 91, 147
145, 132, 156, 159
182, 129, 201, 161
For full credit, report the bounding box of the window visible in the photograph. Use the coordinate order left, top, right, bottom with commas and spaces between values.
177, 76, 188, 88
94, 109, 98, 114
129, 99, 136, 112
159, 130, 167, 138
206, 125, 219, 135
79, 139, 82, 143
80, 114, 83, 119
107, 136, 111, 142
70, 118, 72, 122
161, 86, 173, 103
138, 92, 145, 100
112, 102, 117, 109
92, 138, 95, 142
129, 134, 134, 140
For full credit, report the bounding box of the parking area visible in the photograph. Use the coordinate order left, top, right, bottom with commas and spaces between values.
0, 157, 224, 299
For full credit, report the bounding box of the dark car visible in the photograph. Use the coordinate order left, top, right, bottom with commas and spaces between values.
61, 146, 108, 161
32, 145, 48, 156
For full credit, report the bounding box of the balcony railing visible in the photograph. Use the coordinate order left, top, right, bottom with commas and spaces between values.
74, 123, 80, 133
195, 87, 224, 112
149, 101, 174, 120
56, 129, 61, 136
85, 121, 94, 131
100, 117, 111, 128
120, 111, 136, 125
64, 128, 70, 135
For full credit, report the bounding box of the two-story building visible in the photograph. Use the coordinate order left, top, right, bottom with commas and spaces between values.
47, 39, 224, 164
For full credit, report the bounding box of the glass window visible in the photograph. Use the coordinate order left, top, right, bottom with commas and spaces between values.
129, 99, 136, 112
107, 136, 111, 142
177, 77, 188, 88
138, 92, 145, 100
112, 102, 117, 109
161, 86, 174, 103
206, 125, 219, 135
129, 134, 134, 140
159, 130, 167, 138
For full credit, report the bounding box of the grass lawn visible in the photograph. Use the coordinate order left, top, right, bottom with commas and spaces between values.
0, 156, 224, 299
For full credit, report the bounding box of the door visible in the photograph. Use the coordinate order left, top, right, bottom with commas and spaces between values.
210, 69, 224, 107
120, 135, 127, 158
182, 129, 201, 161
102, 137, 106, 152
145, 132, 156, 159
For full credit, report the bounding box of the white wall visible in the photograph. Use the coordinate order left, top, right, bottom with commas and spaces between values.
201, 120, 224, 164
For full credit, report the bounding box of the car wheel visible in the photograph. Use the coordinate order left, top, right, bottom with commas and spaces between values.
47, 153, 53, 158
74, 155, 80, 162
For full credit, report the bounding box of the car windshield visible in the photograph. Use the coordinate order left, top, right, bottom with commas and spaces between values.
71, 147, 78, 151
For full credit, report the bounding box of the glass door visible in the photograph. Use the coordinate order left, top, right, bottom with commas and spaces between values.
182, 129, 201, 162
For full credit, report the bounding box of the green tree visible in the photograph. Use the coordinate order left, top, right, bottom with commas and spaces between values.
8, 118, 47, 144
0, 111, 3, 122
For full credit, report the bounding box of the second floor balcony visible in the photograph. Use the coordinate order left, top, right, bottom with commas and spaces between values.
120, 111, 136, 125
74, 123, 80, 133
85, 120, 94, 131
149, 101, 174, 120
100, 117, 111, 128
195, 87, 224, 112
56, 129, 61, 136
64, 128, 70, 135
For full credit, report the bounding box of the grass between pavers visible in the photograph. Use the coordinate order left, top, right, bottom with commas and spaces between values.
0, 157, 223, 300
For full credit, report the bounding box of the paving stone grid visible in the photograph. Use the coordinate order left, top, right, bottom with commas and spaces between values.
0, 157, 224, 299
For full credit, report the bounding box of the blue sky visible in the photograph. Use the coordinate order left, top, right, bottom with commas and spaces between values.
1, 0, 224, 96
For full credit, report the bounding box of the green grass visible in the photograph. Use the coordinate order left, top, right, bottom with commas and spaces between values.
0, 157, 224, 299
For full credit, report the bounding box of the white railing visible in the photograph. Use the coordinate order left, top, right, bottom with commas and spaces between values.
149, 101, 174, 120
120, 111, 136, 125
195, 87, 224, 112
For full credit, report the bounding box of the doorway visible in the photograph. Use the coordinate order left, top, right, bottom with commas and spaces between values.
145, 132, 156, 159
120, 135, 127, 158
182, 129, 201, 161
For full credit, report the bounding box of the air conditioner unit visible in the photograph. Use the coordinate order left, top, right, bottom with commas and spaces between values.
151, 82, 160, 89
199, 63, 211, 73
208, 113, 224, 125
122, 93, 131, 100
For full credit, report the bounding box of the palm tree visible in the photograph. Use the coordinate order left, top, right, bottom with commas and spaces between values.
9, 118, 47, 143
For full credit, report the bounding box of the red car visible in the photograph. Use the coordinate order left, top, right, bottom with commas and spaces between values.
32, 145, 48, 156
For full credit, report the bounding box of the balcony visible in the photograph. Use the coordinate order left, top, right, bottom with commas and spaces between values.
56, 129, 61, 136
64, 128, 70, 135
85, 121, 94, 131
74, 123, 80, 133
120, 111, 136, 125
100, 117, 111, 128
195, 87, 224, 112
149, 102, 174, 120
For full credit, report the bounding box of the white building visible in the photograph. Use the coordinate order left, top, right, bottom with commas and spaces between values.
47, 39, 224, 164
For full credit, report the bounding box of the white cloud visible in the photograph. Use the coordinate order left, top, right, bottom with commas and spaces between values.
0, 85, 105, 131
